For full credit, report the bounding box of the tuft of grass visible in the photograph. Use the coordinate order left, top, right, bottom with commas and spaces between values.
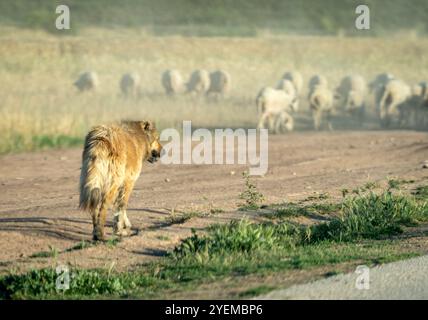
412, 185, 428, 200
306, 191, 428, 243
65, 240, 93, 252
0, 268, 140, 299
166, 211, 207, 225
363, 181, 380, 190
172, 219, 300, 261
238, 285, 276, 298
387, 179, 402, 191
156, 235, 170, 241
30, 245, 58, 259
210, 208, 225, 214
341, 188, 350, 198
238, 172, 265, 210
263, 201, 340, 220
106, 237, 121, 248
303, 192, 329, 202
271, 204, 308, 218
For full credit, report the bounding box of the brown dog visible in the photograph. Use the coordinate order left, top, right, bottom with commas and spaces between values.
79, 120, 162, 241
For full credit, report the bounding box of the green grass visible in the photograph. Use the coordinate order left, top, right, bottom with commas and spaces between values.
29, 245, 59, 259
106, 237, 121, 247
165, 211, 208, 225
2, 0, 428, 36
238, 285, 277, 298
413, 185, 428, 200
303, 192, 330, 202
306, 191, 428, 243
0, 239, 418, 299
65, 240, 94, 252
263, 202, 340, 219
1, 134, 83, 154
0, 268, 138, 299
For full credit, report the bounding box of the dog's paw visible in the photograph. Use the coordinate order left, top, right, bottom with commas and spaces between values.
114, 228, 132, 237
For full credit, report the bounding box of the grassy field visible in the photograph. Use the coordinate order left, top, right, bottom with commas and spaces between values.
1, 27, 428, 154
1, 0, 428, 36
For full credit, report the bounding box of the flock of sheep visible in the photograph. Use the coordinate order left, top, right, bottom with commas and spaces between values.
73, 69, 230, 99
256, 71, 428, 132
73, 69, 428, 132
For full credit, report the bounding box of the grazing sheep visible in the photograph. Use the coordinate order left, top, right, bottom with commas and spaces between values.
369, 73, 395, 92
406, 82, 428, 128
378, 79, 411, 127
120, 72, 140, 98
258, 108, 294, 134
206, 70, 231, 99
256, 87, 295, 133
419, 82, 428, 128
187, 69, 210, 94
162, 69, 185, 95
276, 79, 299, 112
308, 84, 334, 130
74, 71, 99, 92
308, 75, 328, 97
282, 71, 303, 95
369, 73, 395, 112
336, 75, 367, 121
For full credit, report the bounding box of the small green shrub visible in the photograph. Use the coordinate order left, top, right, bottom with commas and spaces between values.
0, 268, 140, 299
239, 172, 264, 210
172, 219, 299, 260
307, 191, 427, 243
413, 185, 428, 200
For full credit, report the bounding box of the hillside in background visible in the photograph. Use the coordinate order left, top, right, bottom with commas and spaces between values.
0, 0, 428, 37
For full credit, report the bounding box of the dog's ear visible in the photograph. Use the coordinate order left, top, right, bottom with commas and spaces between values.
141, 121, 155, 131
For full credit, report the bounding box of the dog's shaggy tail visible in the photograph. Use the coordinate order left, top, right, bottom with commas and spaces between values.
79, 126, 114, 211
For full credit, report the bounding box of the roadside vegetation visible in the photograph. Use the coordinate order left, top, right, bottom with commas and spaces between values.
1, 179, 427, 299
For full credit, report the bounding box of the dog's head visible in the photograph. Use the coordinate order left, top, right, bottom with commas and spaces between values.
140, 121, 163, 163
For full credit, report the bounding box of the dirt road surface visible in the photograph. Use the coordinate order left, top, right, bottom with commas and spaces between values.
0, 131, 427, 274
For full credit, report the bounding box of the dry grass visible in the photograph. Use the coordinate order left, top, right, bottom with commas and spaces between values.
1, 27, 428, 153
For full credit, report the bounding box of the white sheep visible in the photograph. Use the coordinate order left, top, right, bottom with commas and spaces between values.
74, 71, 99, 92
336, 75, 367, 120
162, 69, 185, 95
206, 70, 231, 99
276, 78, 299, 112
282, 71, 303, 95
308, 75, 328, 98
308, 84, 334, 130
405, 81, 428, 128
369, 73, 395, 111
256, 87, 295, 133
186, 69, 210, 94
120, 72, 140, 98
369, 73, 395, 91
378, 79, 411, 127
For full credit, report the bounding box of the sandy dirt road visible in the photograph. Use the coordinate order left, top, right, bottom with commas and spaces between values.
0, 131, 427, 274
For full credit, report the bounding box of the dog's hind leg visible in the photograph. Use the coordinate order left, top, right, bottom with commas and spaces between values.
113, 180, 135, 237
93, 184, 119, 241
93, 204, 107, 241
